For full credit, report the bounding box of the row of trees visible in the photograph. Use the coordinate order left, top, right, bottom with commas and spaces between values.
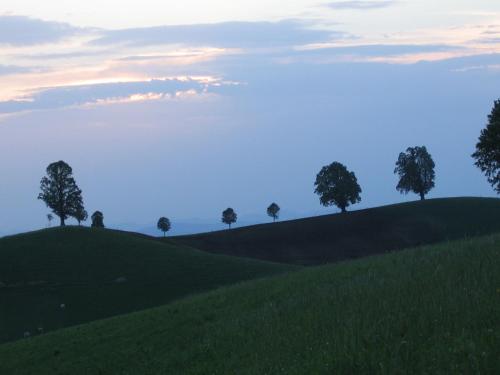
37, 100, 500, 232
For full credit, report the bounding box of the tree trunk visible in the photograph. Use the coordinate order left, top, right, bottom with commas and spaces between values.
341, 206, 347, 213
420, 192, 425, 200
60, 216, 65, 226
163, 232, 166, 237
229, 223, 231, 229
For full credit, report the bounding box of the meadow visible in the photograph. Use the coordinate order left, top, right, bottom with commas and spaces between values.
0, 233, 498, 374
0, 227, 294, 343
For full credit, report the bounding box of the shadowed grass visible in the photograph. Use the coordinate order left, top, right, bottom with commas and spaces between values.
174, 197, 500, 265
0, 227, 296, 343
1, 234, 498, 374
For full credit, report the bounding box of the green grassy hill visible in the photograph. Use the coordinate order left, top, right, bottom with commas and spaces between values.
174, 197, 500, 265
0, 227, 295, 343
1, 233, 498, 374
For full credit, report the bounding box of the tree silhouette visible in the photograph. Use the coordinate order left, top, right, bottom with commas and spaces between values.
75, 207, 88, 226
157, 217, 171, 237
38, 161, 84, 226
472, 100, 500, 193
314, 162, 361, 213
91, 211, 105, 228
47, 214, 53, 227
394, 146, 435, 200
222, 208, 237, 229
267, 202, 280, 222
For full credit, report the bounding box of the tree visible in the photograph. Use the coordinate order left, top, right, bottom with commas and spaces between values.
75, 207, 88, 226
47, 214, 53, 227
267, 202, 280, 222
314, 162, 361, 213
394, 146, 435, 200
38, 161, 84, 226
157, 217, 171, 237
91, 211, 104, 228
472, 100, 500, 193
222, 208, 237, 229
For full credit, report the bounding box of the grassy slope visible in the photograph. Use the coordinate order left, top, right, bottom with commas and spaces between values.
0, 227, 295, 343
1, 234, 498, 374
174, 197, 500, 265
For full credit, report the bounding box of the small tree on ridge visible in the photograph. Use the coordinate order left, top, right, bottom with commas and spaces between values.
91, 211, 105, 228
157, 217, 171, 237
75, 208, 88, 226
267, 203, 280, 222
222, 208, 237, 229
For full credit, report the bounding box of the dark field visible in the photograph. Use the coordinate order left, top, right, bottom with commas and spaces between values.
175, 197, 500, 265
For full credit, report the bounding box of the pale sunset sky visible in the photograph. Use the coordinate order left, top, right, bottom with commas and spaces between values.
1, 1, 500, 235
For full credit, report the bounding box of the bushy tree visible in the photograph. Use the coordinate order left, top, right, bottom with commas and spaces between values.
314, 162, 361, 213
91, 211, 105, 228
75, 208, 88, 226
394, 146, 435, 200
267, 202, 280, 222
222, 208, 237, 229
472, 100, 500, 193
157, 217, 171, 237
38, 161, 84, 226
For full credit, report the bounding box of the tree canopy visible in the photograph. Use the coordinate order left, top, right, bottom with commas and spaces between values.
267, 203, 280, 222
314, 162, 361, 213
472, 100, 500, 193
38, 160, 85, 226
222, 208, 237, 229
394, 146, 435, 200
91, 211, 105, 228
157, 217, 171, 237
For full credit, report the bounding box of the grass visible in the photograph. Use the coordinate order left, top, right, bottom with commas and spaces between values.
0, 227, 295, 343
175, 197, 500, 265
1, 233, 498, 374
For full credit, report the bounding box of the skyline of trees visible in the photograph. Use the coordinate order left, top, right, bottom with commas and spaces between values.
32, 96, 500, 233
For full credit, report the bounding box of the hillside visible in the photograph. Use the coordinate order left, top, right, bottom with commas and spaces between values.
0, 227, 295, 343
1, 233, 498, 374
174, 197, 500, 265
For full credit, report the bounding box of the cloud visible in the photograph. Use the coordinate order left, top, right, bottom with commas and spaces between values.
0, 15, 82, 46
0, 77, 227, 114
0, 64, 32, 75
91, 20, 340, 48
327, 1, 398, 10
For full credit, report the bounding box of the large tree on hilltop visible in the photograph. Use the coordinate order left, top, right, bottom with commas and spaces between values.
472, 99, 500, 193
394, 146, 435, 200
38, 161, 84, 226
314, 162, 361, 213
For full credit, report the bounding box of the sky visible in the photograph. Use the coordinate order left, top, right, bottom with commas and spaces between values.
1, 0, 500, 235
